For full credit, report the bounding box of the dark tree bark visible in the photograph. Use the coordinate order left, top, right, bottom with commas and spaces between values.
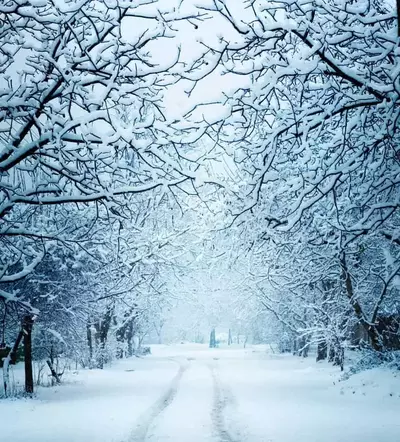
328, 345, 335, 363
341, 253, 382, 352
115, 307, 137, 358
126, 320, 134, 357
292, 337, 298, 355
46, 359, 61, 384
316, 340, 328, 362
115, 316, 124, 359
331, 341, 344, 371
333, 347, 344, 371
94, 304, 114, 369
22, 315, 34, 394
46, 345, 63, 384
87, 321, 93, 363
9, 328, 24, 365
328, 340, 345, 370
296, 336, 309, 357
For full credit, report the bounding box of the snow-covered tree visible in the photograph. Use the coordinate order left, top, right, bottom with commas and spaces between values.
0, 0, 209, 300
184, 0, 400, 360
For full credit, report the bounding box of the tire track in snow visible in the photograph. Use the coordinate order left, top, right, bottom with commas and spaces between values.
210, 363, 239, 442
127, 359, 187, 442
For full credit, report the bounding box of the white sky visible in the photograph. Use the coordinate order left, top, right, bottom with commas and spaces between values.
122, 0, 252, 120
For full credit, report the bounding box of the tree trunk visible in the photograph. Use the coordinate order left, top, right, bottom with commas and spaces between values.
333, 346, 344, 371
316, 340, 327, 362
94, 304, 114, 369
46, 360, 61, 384
23, 315, 34, 395
46, 345, 62, 385
2, 327, 25, 396
87, 321, 93, 366
296, 336, 305, 356
2, 352, 10, 397
331, 338, 345, 371
115, 323, 124, 359
328, 340, 345, 370
155, 322, 164, 345
292, 337, 298, 355
127, 320, 134, 357
296, 336, 309, 357
209, 328, 216, 348
341, 254, 382, 351
328, 345, 335, 363
228, 329, 232, 345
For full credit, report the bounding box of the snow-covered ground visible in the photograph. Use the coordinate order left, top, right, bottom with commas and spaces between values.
1, 344, 400, 442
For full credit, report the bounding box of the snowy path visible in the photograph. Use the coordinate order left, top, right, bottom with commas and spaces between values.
209, 361, 239, 442
128, 354, 239, 442
129, 359, 189, 442
142, 359, 214, 442
1, 345, 400, 442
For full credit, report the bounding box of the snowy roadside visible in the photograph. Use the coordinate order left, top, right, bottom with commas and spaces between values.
336, 366, 400, 398
217, 352, 400, 442
0, 355, 179, 442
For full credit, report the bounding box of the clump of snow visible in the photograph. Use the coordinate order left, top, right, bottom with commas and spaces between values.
337, 367, 400, 399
